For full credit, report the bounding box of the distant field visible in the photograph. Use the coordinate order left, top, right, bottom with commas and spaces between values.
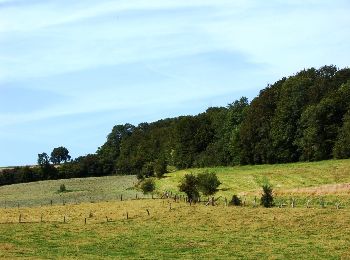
0, 175, 145, 208
1, 159, 350, 208
157, 159, 350, 206
0, 199, 349, 259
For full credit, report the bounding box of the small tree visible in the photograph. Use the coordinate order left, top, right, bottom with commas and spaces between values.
260, 184, 274, 208
179, 174, 199, 202
230, 195, 242, 206
140, 178, 155, 194
197, 171, 221, 196
38, 152, 50, 167
50, 146, 71, 165
59, 184, 66, 192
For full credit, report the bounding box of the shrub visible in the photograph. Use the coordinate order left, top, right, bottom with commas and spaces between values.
179, 174, 199, 201
59, 184, 66, 192
230, 195, 242, 206
260, 184, 274, 208
140, 178, 155, 194
197, 171, 221, 196
141, 162, 155, 179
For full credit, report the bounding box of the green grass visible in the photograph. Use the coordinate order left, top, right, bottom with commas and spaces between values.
0, 200, 350, 259
1, 159, 350, 258
0, 175, 146, 208
157, 159, 350, 196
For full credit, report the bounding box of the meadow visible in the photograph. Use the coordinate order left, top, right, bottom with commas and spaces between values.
0, 175, 145, 208
0, 200, 350, 259
1, 159, 350, 259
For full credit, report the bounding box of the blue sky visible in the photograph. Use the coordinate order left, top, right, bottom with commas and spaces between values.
1, 0, 350, 166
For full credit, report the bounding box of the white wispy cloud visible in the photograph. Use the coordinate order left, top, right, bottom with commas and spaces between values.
1, 0, 350, 165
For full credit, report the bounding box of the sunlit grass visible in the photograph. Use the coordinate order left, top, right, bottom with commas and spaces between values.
157, 159, 350, 198
0, 199, 350, 259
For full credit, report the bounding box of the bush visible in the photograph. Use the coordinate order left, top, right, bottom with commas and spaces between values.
59, 184, 66, 192
140, 178, 155, 194
141, 162, 155, 179
197, 171, 221, 196
230, 195, 242, 206
179, 174, 199, 201
260, 184, 274, 208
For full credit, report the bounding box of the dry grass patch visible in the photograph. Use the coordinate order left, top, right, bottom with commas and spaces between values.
1, 199, 350, 259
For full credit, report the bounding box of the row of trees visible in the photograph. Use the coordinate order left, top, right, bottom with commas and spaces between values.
95, 65, 350, 176
1, 65, 350, 186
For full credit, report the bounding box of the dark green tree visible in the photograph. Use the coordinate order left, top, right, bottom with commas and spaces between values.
179, 173, 199, 201
50, 147, 71, 164
230, 195, 242, 206
37, 152, 50, 166
260, 184, 274, 208
154, 157, 167, 178
197, 171, 221, 196
334, 111, 350, 158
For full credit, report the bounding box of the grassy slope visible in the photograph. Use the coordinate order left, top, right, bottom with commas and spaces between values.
158, 159, 350, 197
1, 159, 350, 258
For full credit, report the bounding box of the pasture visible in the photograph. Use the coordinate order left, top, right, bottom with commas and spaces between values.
0, 200, 350, 259
0, 175, 144, 208
1, 159, 350, 259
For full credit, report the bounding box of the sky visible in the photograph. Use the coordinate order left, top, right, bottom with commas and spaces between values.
1, 0, 350, 166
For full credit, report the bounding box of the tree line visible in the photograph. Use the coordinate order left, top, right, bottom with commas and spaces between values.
1, 65, 350, 186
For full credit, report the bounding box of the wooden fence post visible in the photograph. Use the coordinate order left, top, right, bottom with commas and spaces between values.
306, 199, 311, 208
291, 198, 296, 208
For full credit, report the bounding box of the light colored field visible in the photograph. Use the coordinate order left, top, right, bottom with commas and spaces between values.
0, 175, 145, 208
0, 199, 350, 259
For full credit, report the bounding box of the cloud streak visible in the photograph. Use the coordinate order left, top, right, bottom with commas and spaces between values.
0, 0, 350, 165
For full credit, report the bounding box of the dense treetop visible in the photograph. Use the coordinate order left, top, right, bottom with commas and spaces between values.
1, 65, 350, 185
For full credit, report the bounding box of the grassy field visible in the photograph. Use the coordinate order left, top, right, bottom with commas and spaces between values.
158, 159, 350, 206
0, 199, 350, 259
0, 175, 145, 208
1, 159, 350, 259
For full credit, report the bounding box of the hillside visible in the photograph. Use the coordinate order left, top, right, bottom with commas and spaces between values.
1, 160, 350, 258
2, 159, 350, 208
2, 66, 350, 187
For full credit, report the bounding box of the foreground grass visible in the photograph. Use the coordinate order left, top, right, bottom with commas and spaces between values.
0, 199, 349, 259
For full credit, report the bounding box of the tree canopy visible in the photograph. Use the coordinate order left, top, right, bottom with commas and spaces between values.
2, 65, 350, 186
